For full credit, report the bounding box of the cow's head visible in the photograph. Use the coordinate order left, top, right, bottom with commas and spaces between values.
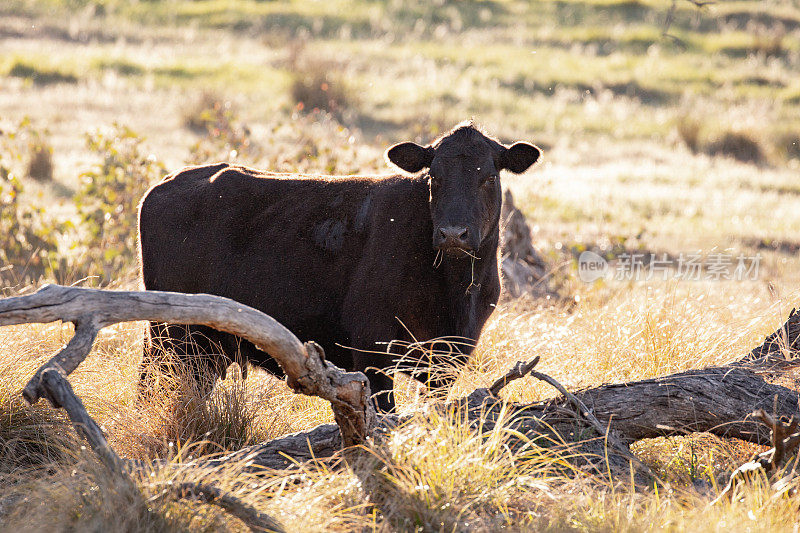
387, 123, 540, 255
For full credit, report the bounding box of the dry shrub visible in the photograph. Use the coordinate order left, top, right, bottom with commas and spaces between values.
287, 42, 354, 119
0, 454, 232, 532
352, 407, 576, 531
705, 130, 765, 164
182, 91, 257, 164
26, 136, 54, 182
676, 114, 701, 152
182, 90, 229, 133
120, 347, 327, 461
0, 396, 77, 475
290, 66, 352, 117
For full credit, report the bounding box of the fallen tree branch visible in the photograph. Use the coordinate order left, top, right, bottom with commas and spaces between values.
736, 307, 800, 368
39, 365, 127, 475
1, 284, 377, 531
529, 368, 658, 480
488, 356, 540, 396
714, 409, 800, 503
0, 284, 375, 447
165, 482, 284, 532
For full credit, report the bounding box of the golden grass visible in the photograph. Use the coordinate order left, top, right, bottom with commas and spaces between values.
1, 276, 798, 530
2, 0, 800, 529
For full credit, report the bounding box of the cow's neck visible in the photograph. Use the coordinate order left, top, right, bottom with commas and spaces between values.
439, 230, 499, 338
440, 238, 496, 292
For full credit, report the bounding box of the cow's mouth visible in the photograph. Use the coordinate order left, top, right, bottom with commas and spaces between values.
437, 243, 477, 257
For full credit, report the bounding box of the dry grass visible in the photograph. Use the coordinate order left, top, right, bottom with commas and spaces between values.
2, 0, 800, 529
1, 277, 798, 530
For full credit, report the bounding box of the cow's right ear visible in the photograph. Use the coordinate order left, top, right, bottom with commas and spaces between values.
386, 142, 434, 173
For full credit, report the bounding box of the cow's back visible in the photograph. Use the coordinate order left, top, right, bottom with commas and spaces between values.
138, 162, 426, 366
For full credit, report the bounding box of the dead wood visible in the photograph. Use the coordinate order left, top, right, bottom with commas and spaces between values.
0, 284, 375, 447
714, 409, 800, 503
488, 356, 540, 395
38, 365, 126, 475
1, 284, 384, 530
500, 189, 564, 301
196, 310, 800, 474
4, 285, 800, 484
159, 482, 284, 532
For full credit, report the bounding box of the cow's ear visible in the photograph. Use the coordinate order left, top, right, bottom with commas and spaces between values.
387, 142, 434, 173
498, 142, 541, 174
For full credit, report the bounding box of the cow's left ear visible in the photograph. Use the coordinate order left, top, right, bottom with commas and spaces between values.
498, 142, 541, 174
387, 142, 435, 173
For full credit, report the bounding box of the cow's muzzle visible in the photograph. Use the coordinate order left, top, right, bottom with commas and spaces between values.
434, 225, 475, 254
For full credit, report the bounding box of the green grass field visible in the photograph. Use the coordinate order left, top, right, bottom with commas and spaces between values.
2, 0, 800, 530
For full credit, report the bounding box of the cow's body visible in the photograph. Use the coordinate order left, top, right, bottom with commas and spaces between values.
139, 124, 540, 411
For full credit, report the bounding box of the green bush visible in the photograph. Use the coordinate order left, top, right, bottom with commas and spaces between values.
74, 125, 165, 282
0, 164, 67, 288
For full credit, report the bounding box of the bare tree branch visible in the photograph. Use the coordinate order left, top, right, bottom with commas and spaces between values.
39, 365, 126, 475
166, 482, 284, 532
4, 285, 800, 486
488, 356, 540, 396
0, 284, 375, 447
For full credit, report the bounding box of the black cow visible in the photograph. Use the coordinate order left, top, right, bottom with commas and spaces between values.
138, 122, 541, 411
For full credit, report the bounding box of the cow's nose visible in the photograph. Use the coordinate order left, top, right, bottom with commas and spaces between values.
438, 226, 470, 249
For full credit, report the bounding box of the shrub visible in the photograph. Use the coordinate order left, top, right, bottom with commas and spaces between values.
26, 135, 54, 182
287, 42, 354, 119
776, 131, 800, 161
74, 125, 165, 283
752, 25, 785, 58
290, 66, 352, 117
0, 117, 55, 182
705, 130, 765, 164
0, 159, 67, 289
8, 60, 78, 85
676, 115, 701, 153
183, 92, 258, 164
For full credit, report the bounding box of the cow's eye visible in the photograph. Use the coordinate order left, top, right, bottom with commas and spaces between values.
482, 175, 498, 187
429, 174, 441, 188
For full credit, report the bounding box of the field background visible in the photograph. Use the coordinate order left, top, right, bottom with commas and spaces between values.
2, 0, 800, 531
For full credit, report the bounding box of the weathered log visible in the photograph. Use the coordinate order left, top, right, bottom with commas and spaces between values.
0, 284, 375, 448
203, 364, 800, 474
196, 309, 800, 472
39, 365, 126, 475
